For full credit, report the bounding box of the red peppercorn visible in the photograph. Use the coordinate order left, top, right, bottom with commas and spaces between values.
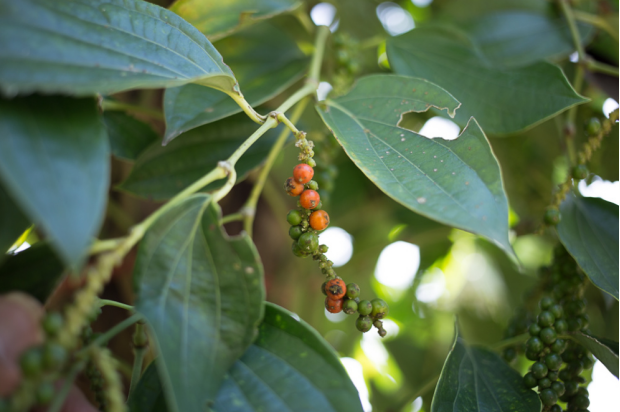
293, 163, 314, 184
285, 177, 304, 196
309, 210, 329, 231
325, 297, 343, 313
325, 279, 346, 300
300, 190, 320, 209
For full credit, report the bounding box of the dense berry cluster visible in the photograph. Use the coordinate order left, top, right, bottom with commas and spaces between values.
285, 139, 389, 336
331, 33, 361, 96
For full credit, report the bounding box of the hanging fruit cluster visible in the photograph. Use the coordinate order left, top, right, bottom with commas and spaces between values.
331, 32, 361, 96
502, 246, 594, 412
284, 131, 389, 337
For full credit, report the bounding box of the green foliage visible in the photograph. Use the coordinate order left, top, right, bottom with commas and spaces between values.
0, 184, 30, 255
103, 112, 159, 161
134, 196, 265, 410
573, 332, 619, 378
0, 96, 109, 269
558, 194, 619, 300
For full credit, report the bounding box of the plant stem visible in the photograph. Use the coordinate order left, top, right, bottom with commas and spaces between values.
491, 333, 529, 350
89, 237, 125, 254
565, 65, 584, 166
47, 360, 87, 412
101, 99, 164, 120
573, 10, 619, 42
129, 322, 148, 395
220, 212, 244, 225
99, 299, 134, 311
559, 0, 585, 61
308, 25, 330, 86
225, 91, 267, 124
79, 313, 143, 356
586, 59, 620, 77
242, 99, 309, 235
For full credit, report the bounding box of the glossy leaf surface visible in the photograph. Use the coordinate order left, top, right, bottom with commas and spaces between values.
574, 332, 619, 378
0, 96, 109, 269
119, 113, 282, 200
0, 184, 30, 255
0, 0, 237, 96
432, 334, 541, 412
163, 23, 308, 143
387, 27, 588, 134
133, 196, 265, 411
103, 112, 159, 161
558, 194, 619, 300
170, 0, 301, 41
316, 75, 513, 255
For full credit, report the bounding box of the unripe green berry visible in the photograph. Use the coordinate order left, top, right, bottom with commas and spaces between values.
567, 318, 583, 332
549, 304, 563, 319
526, 337, 544, 353
20, 347, 43, 377
531, 361, 548, 379
564, 380, 579, 396
319, 244, 328, 254
357, 300, 372, 316
539, 388, 558, 407
307, 158, 316, 168
538, 311, 555, 327
356, 316, 373, 332
545, 353, 562, 370
582, 356, 594, 370
540, 296, 555, 310
36, 382, 55, 405
573, 394, 590, 409
585, 117, 601, 136
42, 343, 67, 370
42, 312, 63, 336
544, 208, 561, 225
549, 405, 561, 412
525, 349, 540, 361
550, 339, 567, 354
306, 180, 319, 191
378, 328, 387, 338
548, 370, 559, 381
578, 314, 589, 330
529, 323, 541, 336
538, 377, 551, 388
540, 327, 557, 344
289, 225, 303, 240
312, 201, 323, 211
343, 299, 358, 315
346, 283, 360, 299
298, 232, 319, 253
554, 319, 568, 334
287, 210, 303, 226
291, 241, 311, 258
321, 281, 328, 295
370, 298, 389, 319
503, 347, 517, 362
523, 372, 537, 388
551, 381, 565, 396
572, 164, 589, 180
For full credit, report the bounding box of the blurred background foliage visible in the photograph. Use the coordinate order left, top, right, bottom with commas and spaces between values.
2, 0, 618, 411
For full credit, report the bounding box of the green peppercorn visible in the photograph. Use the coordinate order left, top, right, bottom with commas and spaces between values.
291, 241, 311, 258
342, 299, 358, 315
540, 296, 555, 310
503, 347, 517, 362
551, 381, 565, 396
42, 342, 67, 370
289, 225, 303, 240
572, 164, 589, 180
36, 382, 55, 405
312, 201, 323, 211
549, 304, 563, 319
554, 319, 568, 334
525, 349, 540, 361
306, 180, 319, 191
539, 388, 558, 407
346, 283, 360, 299
526, 337, 544, 353
523, 372, 537, 388
540, 327, 557, 345
578, 314, 589, 330
20, 347, 43, 377
532, 361, 548, 379
585, 117, 601, 136
544, 208, 561, 225
550, 339, 567, 354
538, 377, 551, 389
573, 394, 590, 409
370, 298, 389, 319
42, 312, 64, 336
320, 281, 328, 296
287, 210, 303, 226
319, 244, 329, 254
564, 380, 579, 396
567, 318, 583, 332
538, 311, 555, 327
357, 300, 372, 316
356, 316, 373, 332
549, 405, 562, 412
298, 232, 319, 253
582, 356, 594, 370
545, 353, 562, 370
529, 323, 541, 336
548, 370, 559, 381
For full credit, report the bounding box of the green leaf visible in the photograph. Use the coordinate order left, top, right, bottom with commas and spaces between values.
432, 332, 541, 412
557, 193, 619, 300
118, 113, 282, 200
128, 303, 363, 412
386, 27, 588, 135
573, 332, 619, 378
0, 96, 109, 269
463, 11, 594, 67
0, 243, 64, 304
103, 112, 159, 161
0, 0, 237, 96
133, 196, 265, 411
169, 0, 301, 41
0, 183, 30, 255
316, 74, 513, 256
163, 22, 308, 143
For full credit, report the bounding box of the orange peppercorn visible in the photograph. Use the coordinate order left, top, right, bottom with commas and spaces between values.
309, 210, 330, 231
285, 177, 304, 196
300, 190, 320, 209
325, 297, 343, 313
325, 278, 346, 300
293, 163, 314, 184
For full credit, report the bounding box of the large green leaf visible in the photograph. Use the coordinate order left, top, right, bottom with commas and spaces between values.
432, 333, 541, 412
0, 0, 237, 96
133, 196, 265, 412
0, 242, 65, 304
0, 183, 30, 255
163, 22, 308, 143
118, 113, 282, 200
557, 193, 619, 300
103, 112, 159, 161
386, 27, 588, 135
169, 0, 301, 41
0, 96, 109, 269
128, 303, 363, 412
316, 74, 513, 255
573, 332, 619, 378
463, 11, 593, 67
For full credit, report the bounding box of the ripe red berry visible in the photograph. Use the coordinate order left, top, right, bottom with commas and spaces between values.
300, 190, 320, 209
325, 278, 346, 300
325, 297, 343, 313
293, 164, 314, 184
285, 177, 304, 196
309, 210, 330, 231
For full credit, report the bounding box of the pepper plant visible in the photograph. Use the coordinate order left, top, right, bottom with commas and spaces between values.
0, 0, 618, 411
